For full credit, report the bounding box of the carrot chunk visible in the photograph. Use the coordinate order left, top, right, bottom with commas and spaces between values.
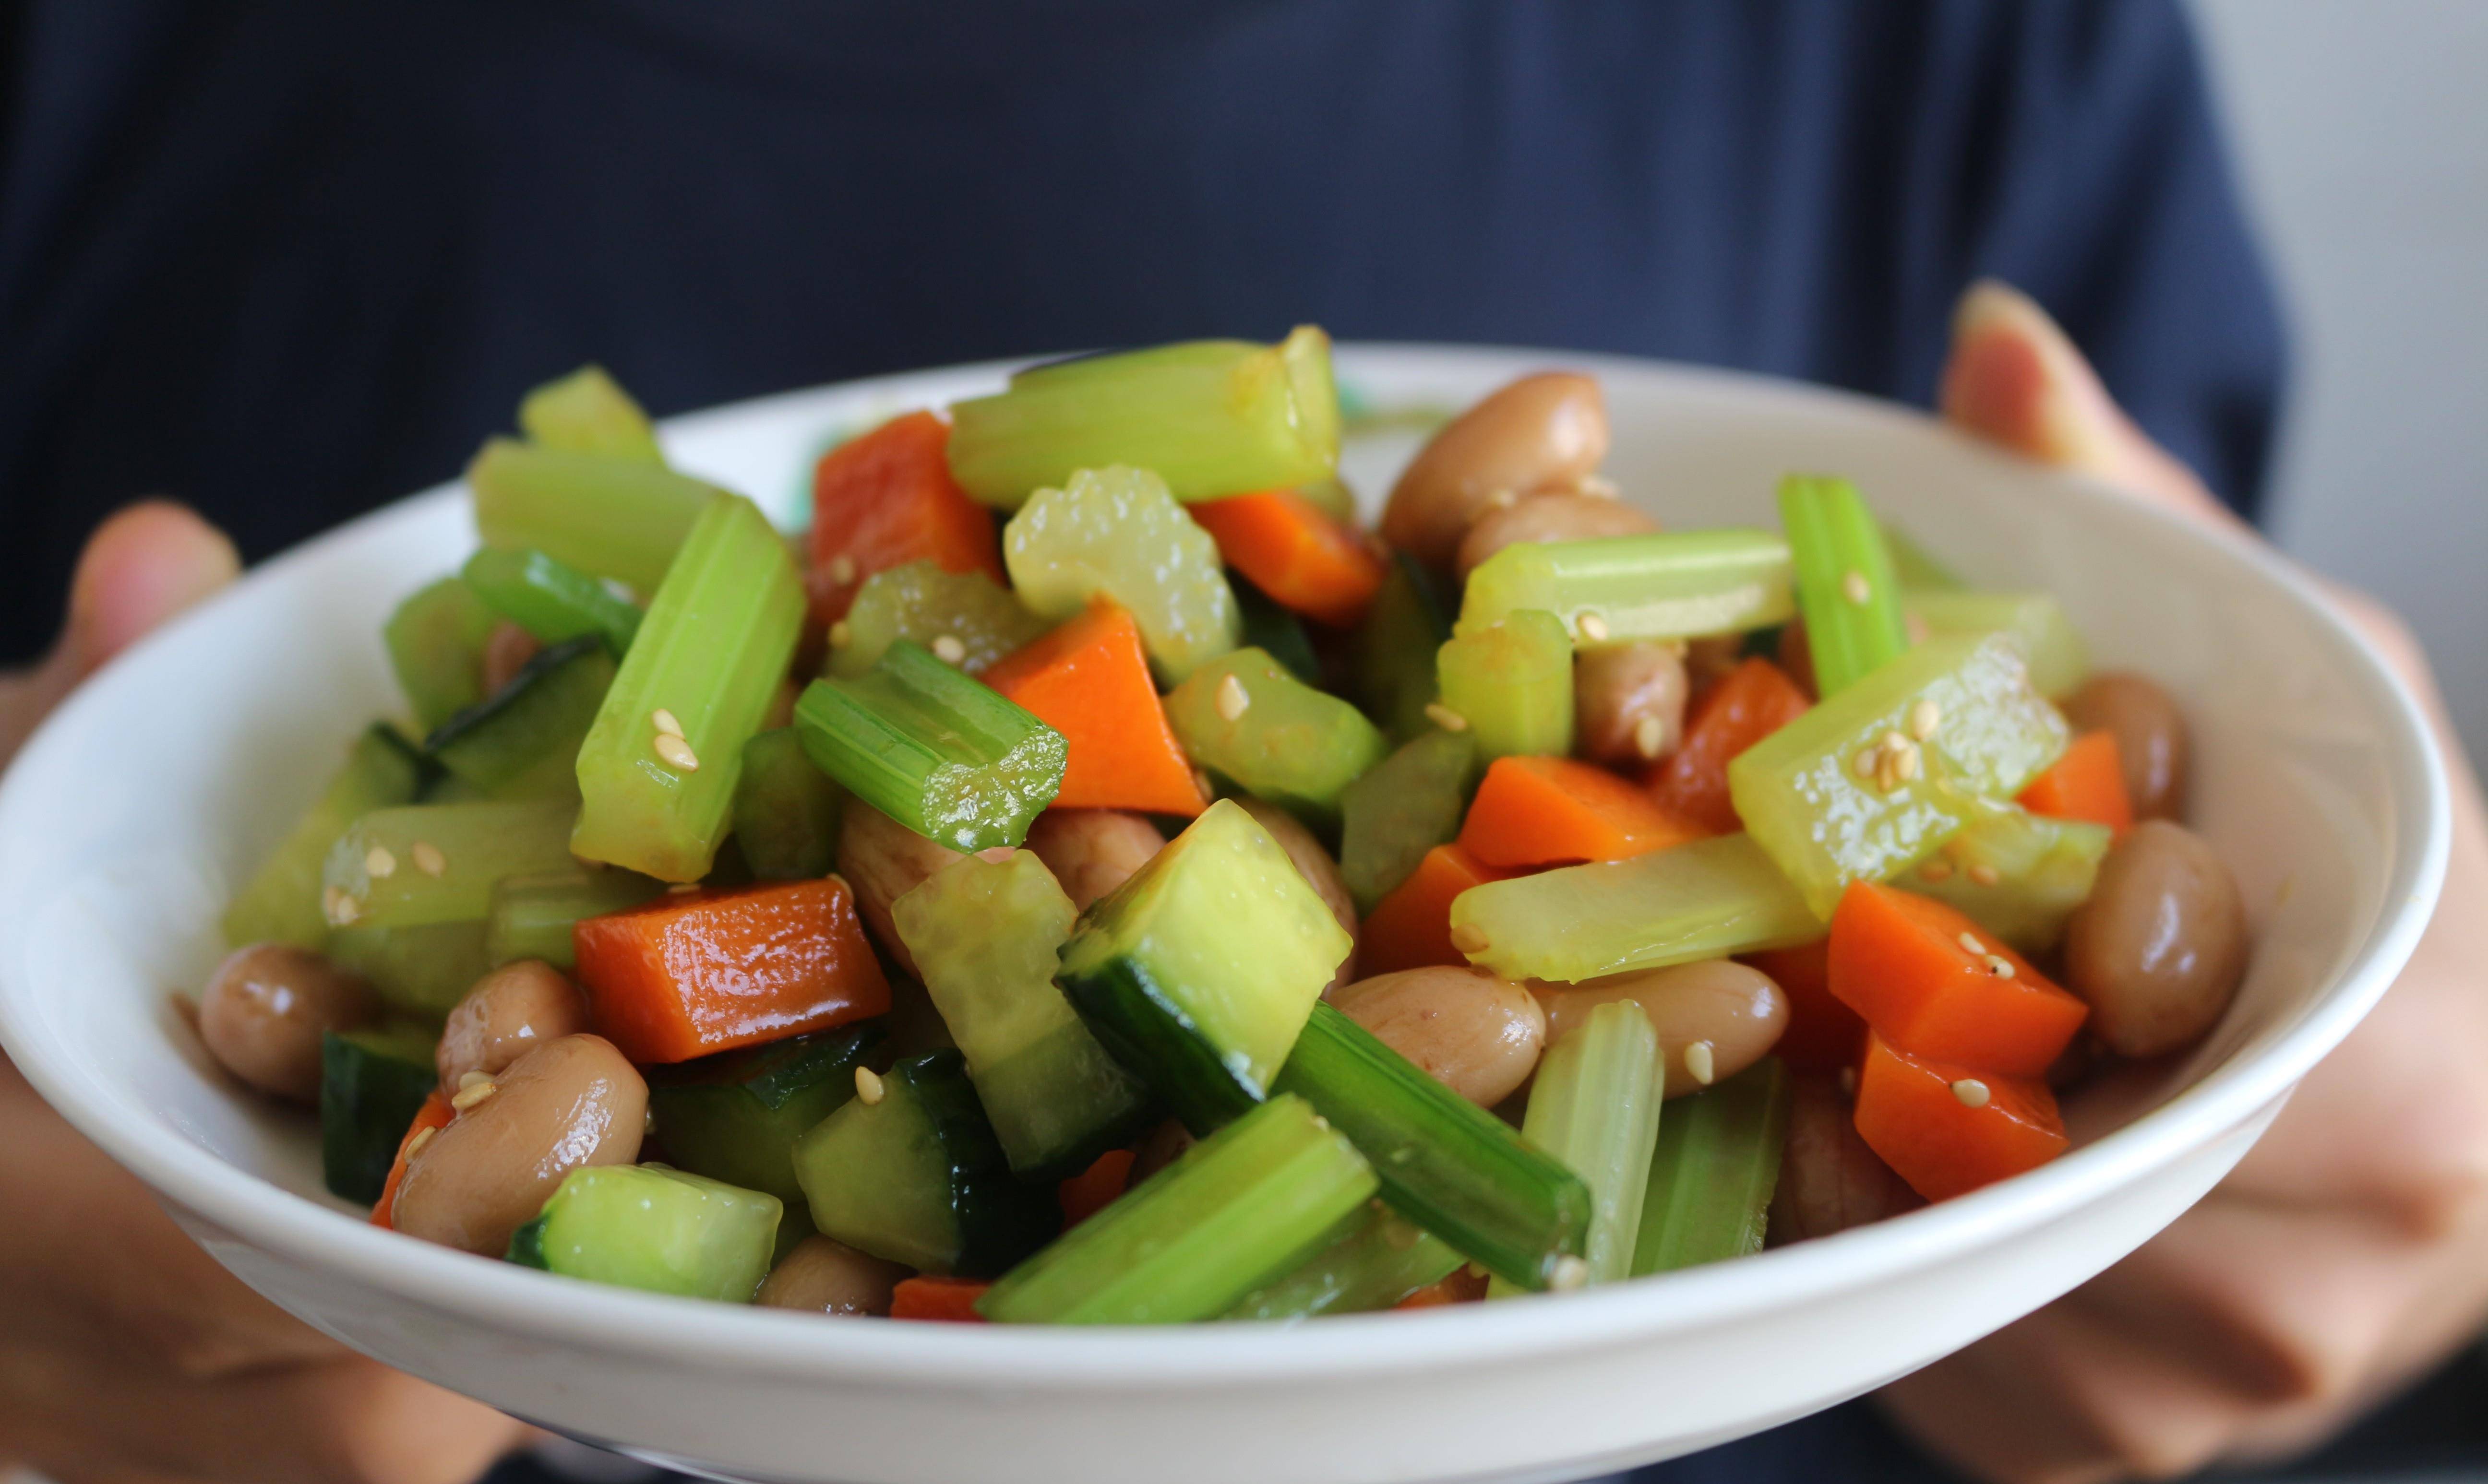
2018, 730, 2134, 838
1457, 755, 1706, 868
981, 598, 1207, 816
1852, 1033, 2068, 1201
368, 1090, 455, 1230
808, 411, 1005, 625
891, 1276, 992, 1322
1361, 844, 1518, 975
1646, 657, 1811, 834
1394, 1264, 1491, 1309
1740, 939, 1866, 1072
1188, 488, 1389, 628
1057, 1147, 1136, 1230
573, 877, 891, 1064
1826, 882, 2087, 1077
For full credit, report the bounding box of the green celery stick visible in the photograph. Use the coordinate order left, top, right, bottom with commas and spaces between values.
483, 867, 667, 970
949, 328, 1340, 507
824, 561, 1046, 679
571, 493, 806, 881
731, 728, 845, 879
467, 438, 722, 596
422, 638, 615, 801
328, 920, 493, 1016
1002, 465, 1240, 683
1164, 648, 1386, 830
323, 799, 581, 930
1436, 610, 1573, 760
223, 724, 431, 949
1456, 529, 1794, 645
1909, 589, 2089, 700
1728, 631, 2071, 917
1905, 798, 2111, 954
1449, 833, 1819, 983
1232, 576, 1323, 685
1882, 520, 1963, 593
1631, 1057, 1791, 1275
1494, 1000, 1662, 1291
1355, 555, 1453, 742
1338, 728, 1481, 914
794, 641, 1066, 853
1779, 476, 1910, 697
518, 365, 665, 463
384, 578, 498, 733
1222, 1205, 1464, 1321
461, 547, 644, 655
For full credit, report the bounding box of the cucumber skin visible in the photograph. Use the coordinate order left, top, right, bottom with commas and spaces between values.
1057, 954, 1260, 1137
507, 1214, 551, 1269
422, 637, 614, 800
319, 1028, 437, 1206
645, 1023, 887, 1204
905, 1053, 1063, 1278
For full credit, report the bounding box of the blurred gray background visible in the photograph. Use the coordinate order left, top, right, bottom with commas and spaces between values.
2191, 0, 2488, 761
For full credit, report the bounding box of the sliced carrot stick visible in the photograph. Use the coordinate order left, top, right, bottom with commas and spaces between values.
1188, 488, 1389, 628
1740, 939, 1865, 1073
2018, 730, 2134, 838
1852, 1033, 2068, 1201
573, 877, 891, 1064
1646, 657, 1811, 834
981, 598, 1208, 815
368, 1090, 455, 1229
1826, 882, 2087, 1077
891, 1276, 992, 1322
1394, 1263, 1491, 1309
1057, 1147, 1137, 1229
1457, 755, 1706, 868
808, 411, 1006, 625
1361, 844, 1519, 975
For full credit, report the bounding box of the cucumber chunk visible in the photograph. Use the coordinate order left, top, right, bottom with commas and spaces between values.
323, 800, 581, 930
320, 1025, 437, 1205
518, 365, 665, 463
507, 1164, 779, 1302
1221, 1205, 1464, 1321
327, 920, 494, 1017
731, 728, 845, 880
223, 724, 431, 950
1632, 1057, 1791, 1275
1338, 728, 1481, 914
1355, 554, 1453, 743
384, 578, 498, 733
1002, 465, 1240, 683
1902, 798, 2111, 955
1164, 648, 1388, 831
646, 1023, 886, 1204
482, 867, 668, 972
424, 637, 615, 801
1436, 610, 1574, 760
1232, 576, 1323, 686
462, 546, 645, 656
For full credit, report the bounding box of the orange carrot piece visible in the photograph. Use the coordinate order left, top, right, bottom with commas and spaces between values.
368, 1090, 455, 1229
1457, 755, 1706, 869
1394, 1263, 1491, 1309
1057, 1147, 1137, 1229
981, 598, 1207, 815
574, 877, 891, 1065
1852, 1033, 2068, 1201
1740, 939, 1865, 1073
1646, 657, 1811, 834
807, 411, 1005, 625
1361, 844, 1518, 975
1826, 882, 2087, 1077
2018, 730, 2134, 838
1188, 489, 1389, 628
891, 1276, 992, 1322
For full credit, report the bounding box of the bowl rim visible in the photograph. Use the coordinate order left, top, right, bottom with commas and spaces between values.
0, 344, 2451, 1389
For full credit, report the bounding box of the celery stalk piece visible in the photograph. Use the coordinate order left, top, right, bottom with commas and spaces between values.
384, 578, 498, 733
1449, 833, 1819, 983
461, 547, 644, 655
1456, 529, 1795, 644
1355, 555, 1453, 743
1002, 465, 1240, 683
484, 868, 668, 971
949, 327, 1340, 508
1222, 1205, 1464, 1321
1436, 610, 1573, 760
1163, 648, 1387, 830
1728, 631, 2071, 917
1909, 590, 2089, 699
1905, 798, 2111, 954
1882, 520, 1964, 593
1779, 476, 1910, 697
794, 641, 1066, 853
518, 365, 665, 463
570, 493, 805, 881
1495, 1000, 1662, 1290
824, 561, 1046, 680
1631, 1057, 1791, 1275
1232, 577, 1323, 685
327, 920, 493, 1017
1339, 729, 1481, 914
322, 800, 581, 930
467, 438, 722, 596
224, 724, 431, 949
731, 728, 845, 880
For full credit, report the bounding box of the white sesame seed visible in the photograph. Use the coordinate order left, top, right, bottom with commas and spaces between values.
364, 846, 397, 879
855, 1066, 885, 1106
1550, 1254, 1591, 1291
1842, 570, 1872, 605
328, 890, 361, 927
1909, 699, 1942, 741
1987, 954, 2017, 979
828, 620, 852, 649
667, 881, 699, 895
1958, 931, 1985, 953
828, 555, 857, 586
1424, 702, 1471, 734
1448, 924, 1488, 955
411, 841, 447, 877
1918, 859, 1955, 883
1951, 1078, 1992, 1109
1967, 863, 2001, 888
931, 634, 967, 665
1192, 768, 1215, 799
654, 733, 701, 772
1633, 713, 1666, 760
651, 708, 684, 738
1854, 747, 1881, 780
1214, 673, 1251, 721
458, 1069, 493, 1092
450, 1079, 498, 1113
404, 1126, 437, 1158
1890, 740, 1921, 782
1577, 612, 1611, 642
1684, 1039, 1717, 1086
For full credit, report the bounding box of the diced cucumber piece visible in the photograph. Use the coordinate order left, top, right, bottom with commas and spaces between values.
1436, 611, 1573, 760
980, 1093, 1376, 1324
483, 868, 666, 971
462, 547, 645, 656
1222, 1205, 1464, 1321
323, 799, 580, 930
1002, 465, 1240, 683
794, 641, 1066, 853
893, 851, 1149, 1178
327, 921, 490, 1017
645, 1023, 886, 1204
423, 637, 615, 801
384, 578, 499, 733
1057, 801, 1350, 1132
1904, 798, 2111, 954
518, 365, 665, 463
1495, 1000, 1661, 1290
825, 561, 1047, 680
1275, 1002, 1591, 1290
1339, 729, 1481, 914
790, 1049, 1058, 1277
1448, 833, 1819, 983
223, 724, 431, 949
572, 493, 806, 882
1456, 529, 1795, 644
1909, 590, 2089, 700
467, 438, 721, 596
1779, 476, 1910, 697
1632, 1057, 1790, 1276
1729, 631, 2071, 917
731, 728, 845, 880
1355, 554, 1453, 743
319, 1025, 436, 1204
1232, 577, 1323, 685
1164, 649, 1388, 830
507, 1165, 779, 1302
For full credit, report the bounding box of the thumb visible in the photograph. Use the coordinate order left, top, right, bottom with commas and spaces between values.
64, 500, 242, 676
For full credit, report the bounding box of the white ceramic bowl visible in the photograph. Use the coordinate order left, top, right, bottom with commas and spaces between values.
0, 347, 2449, 1484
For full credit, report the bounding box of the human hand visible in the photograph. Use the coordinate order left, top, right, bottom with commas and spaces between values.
1876, 283, 2488, 1482
0, 504, 529, 1484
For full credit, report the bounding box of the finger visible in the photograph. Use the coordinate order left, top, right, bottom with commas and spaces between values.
65, 501, 240, 674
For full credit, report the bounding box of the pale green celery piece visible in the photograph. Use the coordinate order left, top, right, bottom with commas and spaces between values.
323, 800, 579, 931
1222, 1205, 1464, 1321
950, 327, 1340, 507
223, 724, 429, 949
1779, 475, 1909, 697
1436, 610, 1573, 760
1455, 529, 1794, 644
1449, 833, 1819, 983
461, 547, 645, 655
1909, 590, 2090, 699
484, 868, 668, 971
571, 494, 805, 882
1882, 521, 1963, 593
731, 728, 845, 880
1163, 648, 1388, 830
1356, 555, 1453, 743
514, 1165, 780, 1303
518, 365, 665, 463
825, 561, 1047, 679
383, 578, 498, 733
1631, 1057, 1791, 1276
1727, 631, 2071, 918
467, 438, 723, 595
1905, 799, 2111, 954
1338, 729, 1481, 914
1002, 465, 1240, 683
327, 920, 493, 1017
1492, 1000, 1661, 1291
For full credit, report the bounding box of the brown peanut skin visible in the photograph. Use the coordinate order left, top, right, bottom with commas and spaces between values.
755, 1236, 910, 1317
836, 804, 968, 978
1453, 492, 1656, 580
1767, 1071, 1922, 1244
1574, 642, 1689, 766
1381, 373, 1610, 569
197, 944, 376, 1103
1540, 960, 1789, 1097
1024, 809, 1164, 913
436, 959, 588, 1094
2063, 820, 2247, 1057
2061, 671, 2191, 820
1331, 967, 1546, 1107
391, 1034, 646, 1256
